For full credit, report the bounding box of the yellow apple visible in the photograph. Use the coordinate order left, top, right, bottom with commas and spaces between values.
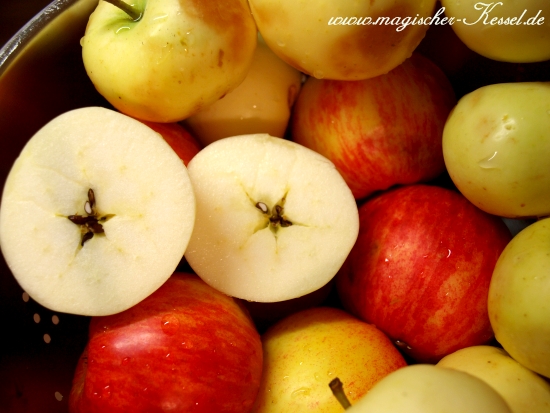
441, 0, 550, 62
488, 218, 550, 379
81, 0, 257, 122
346, 364, 512, 413
248, 0, 437, 80
442, 82, 550, 218
437, 345, 550, 413
251, 307, 407, 413
184, 35, 302, 145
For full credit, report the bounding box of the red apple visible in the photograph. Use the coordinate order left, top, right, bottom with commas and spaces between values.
69, 273, 263, 413
291, 53, 456, 200
336, 184, 512, 363
141, 121, 202, 166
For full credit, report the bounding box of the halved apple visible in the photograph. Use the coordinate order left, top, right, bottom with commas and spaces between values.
0, 107, 196, 316
184, 134, 359, 302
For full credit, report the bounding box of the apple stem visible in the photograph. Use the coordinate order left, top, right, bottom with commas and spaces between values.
329, 378, 352, 410
102, 0, 142, 21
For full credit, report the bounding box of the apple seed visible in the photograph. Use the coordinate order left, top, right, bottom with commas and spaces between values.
255, 200, 293, 231
68, 189, 114, 246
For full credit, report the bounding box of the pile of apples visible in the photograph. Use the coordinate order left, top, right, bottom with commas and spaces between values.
1, 0, 550, 412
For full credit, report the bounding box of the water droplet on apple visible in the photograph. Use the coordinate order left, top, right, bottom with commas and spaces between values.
291, 387, 311, 397
478, 151, 500, 169
122, 357, 131, 365
153, 13, 168, 22
276, 39, 286, 47
102, 384, 111, 398
313, 69, 325, 79
161, 314, 180, 335
115, 26, 131, 35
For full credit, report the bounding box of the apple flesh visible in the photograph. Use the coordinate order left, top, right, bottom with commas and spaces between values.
442, 81, 550, 218
69, 273, 263, 413
336, 184, 512, 363
248, 0, 437, 80
488, 217, 550, 379
346, 364, 512, 413
184, 134, 359, 302
252, 307, 407, 413
291, 53, 455, 200
437, 345, 550, 413
0, 107, 196, 316
81, 0, 257, 122
184, 35, 303, 146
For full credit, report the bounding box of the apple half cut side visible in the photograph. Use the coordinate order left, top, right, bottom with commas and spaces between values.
0, 107, 196, 316
184, 134, 359, 302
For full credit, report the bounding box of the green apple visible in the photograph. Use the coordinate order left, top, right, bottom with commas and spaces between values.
488, 218, 550, 378
346, 364, 512, 413
184, 134, 359, 302
442, 82, 550, 218
81, 0, 257, 122
437, 345, 550, 413
252, 307, 407, 413
185, 35, 303, 146
248, 0, 437, 80
441, 0, 550, 63
0, 107, 196, 316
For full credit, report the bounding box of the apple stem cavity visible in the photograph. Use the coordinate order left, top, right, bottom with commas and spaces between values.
68, 189, 114, 246
102, 0, 143, 21
329, 377, 352, 410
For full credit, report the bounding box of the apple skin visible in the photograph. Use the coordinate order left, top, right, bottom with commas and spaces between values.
488, 217, 550, 379
251, 306, 407, 413
437, 345, 550, 413
440, 0, 550, 63
291, 53, 455, 200
442, 81, 550, 218
141, 121, 202, 166
68, 273, 263, 413
336, 184, 512, 363
81, 0, 257, 123
346, 364, 512, 413
248, 0, 437, 80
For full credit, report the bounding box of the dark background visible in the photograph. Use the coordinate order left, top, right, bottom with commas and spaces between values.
0, 0, 54, 48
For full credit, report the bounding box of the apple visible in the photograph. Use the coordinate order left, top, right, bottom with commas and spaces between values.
437, 345, 550, 413
291, 53, 456, 200
345, 364, 512, 413
248, 0, 437, 80
251, 306, 407, 413
0, 107, 196, 316
488, 217, 550, 379
140, 120, 202, 166
336, 184, 512, 363
184, 35, 303, 146
442, 81, 550, 218
184, 133, 359, 302
440, 0, 550, 63
69, 273, 263, 413
81, 0, 257, 122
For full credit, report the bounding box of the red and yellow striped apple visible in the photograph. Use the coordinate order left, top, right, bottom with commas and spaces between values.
291, 53, 455, 200
69, 273, 263, 413
336, 184, 512, 363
